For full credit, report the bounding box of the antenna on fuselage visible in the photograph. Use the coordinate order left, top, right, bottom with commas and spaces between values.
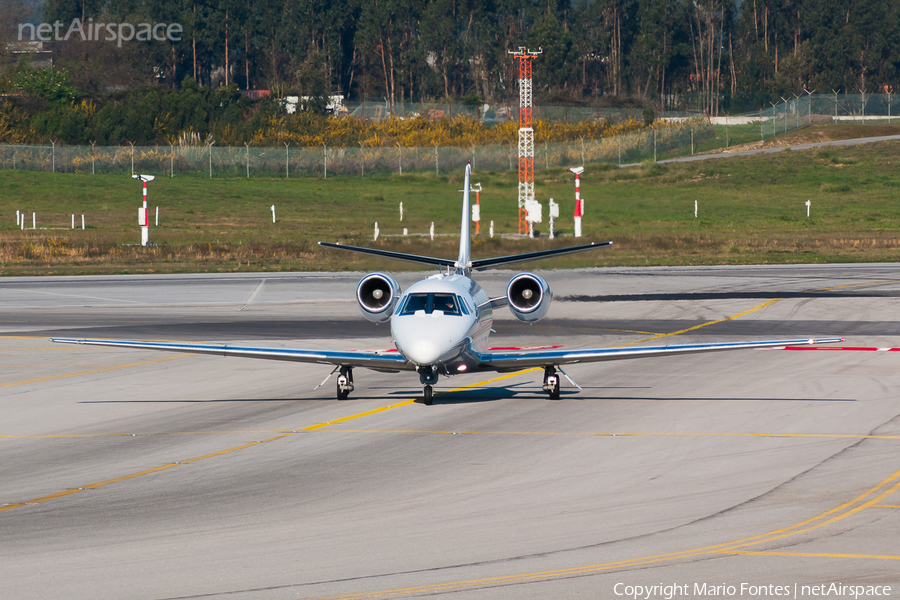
455, 162, 472, 276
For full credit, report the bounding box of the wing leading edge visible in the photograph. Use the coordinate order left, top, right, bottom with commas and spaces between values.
473, 337, 844, 371
50, 338, 414, 372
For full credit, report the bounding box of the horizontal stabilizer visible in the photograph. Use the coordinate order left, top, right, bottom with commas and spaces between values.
470, 241, 613, 271
318, 242, 455, 269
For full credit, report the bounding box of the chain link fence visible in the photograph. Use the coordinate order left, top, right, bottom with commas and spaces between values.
732, 93, 900, 141
342, 100, 660, 125
0, 118, 712, 178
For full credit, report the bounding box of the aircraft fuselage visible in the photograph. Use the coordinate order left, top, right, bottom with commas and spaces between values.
390, 273, 492, 376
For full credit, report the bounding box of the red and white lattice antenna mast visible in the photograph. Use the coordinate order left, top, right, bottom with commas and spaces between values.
508, 47, 541, 235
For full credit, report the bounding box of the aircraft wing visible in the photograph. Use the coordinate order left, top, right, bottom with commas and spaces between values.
50, 338, 415, 372
473, 337, 844, 371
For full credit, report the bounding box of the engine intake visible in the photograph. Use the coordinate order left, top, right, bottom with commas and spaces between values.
357, 272, 401, 323
507, 273, 552, 323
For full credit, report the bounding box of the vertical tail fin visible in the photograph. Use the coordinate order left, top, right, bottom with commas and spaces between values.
456, 162, 472, 275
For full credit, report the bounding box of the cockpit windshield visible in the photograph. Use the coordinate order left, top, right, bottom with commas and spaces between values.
399, 293, 462, 316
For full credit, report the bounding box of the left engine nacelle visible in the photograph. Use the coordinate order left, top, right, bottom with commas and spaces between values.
506, 273, 553, 323
357, 272, 402, 323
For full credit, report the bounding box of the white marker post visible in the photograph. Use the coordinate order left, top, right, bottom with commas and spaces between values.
400, 202, 403, 222
430, 222, 435, 241
568, 167, 584, 238
32, 212, 36, 229
374, 222, 380, 241
156, 206, 159, 226
805, 200, 811, 218
16, 210, 19, 226
489, 221, 494, 238
71, 214, 75, 229
82, 215, 85, 230
271, 205, 276, 223
472, 183, 482, 234
548, 198, 559, 239
694, 200, 698, 218
132, 174, 155, 246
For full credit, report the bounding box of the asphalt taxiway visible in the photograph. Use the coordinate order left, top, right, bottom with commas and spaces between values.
2, 264, 899, 599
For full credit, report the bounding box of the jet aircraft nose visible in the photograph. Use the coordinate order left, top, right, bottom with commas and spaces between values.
406, 340, 442, 365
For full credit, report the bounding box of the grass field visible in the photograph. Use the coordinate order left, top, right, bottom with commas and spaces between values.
2, 124, 900, 275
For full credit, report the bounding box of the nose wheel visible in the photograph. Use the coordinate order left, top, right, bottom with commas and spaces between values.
418, 367, 439, 405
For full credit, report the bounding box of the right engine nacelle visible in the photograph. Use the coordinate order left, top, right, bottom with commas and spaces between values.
506, 273, 553, 323
356, 272, 401, 323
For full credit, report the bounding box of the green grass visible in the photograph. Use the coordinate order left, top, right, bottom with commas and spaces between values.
3, 135, 900, 275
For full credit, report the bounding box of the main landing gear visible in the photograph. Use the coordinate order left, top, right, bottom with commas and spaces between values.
336, 366, 354, 400
543, 366, 560, 400
419, 366, 439, 405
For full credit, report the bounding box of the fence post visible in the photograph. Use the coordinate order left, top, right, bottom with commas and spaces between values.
860, 87, 867, 123
208, 142, 214, 178
246, 143, 250, 178
169, 143, 174, 177
128, 141, 134, 176
284, 142, 290, 178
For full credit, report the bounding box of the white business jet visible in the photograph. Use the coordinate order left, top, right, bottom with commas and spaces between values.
52, 164, 841, 404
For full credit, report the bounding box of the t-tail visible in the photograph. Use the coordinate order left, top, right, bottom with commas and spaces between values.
455, 163, 473, 275
319, 164, 613, 271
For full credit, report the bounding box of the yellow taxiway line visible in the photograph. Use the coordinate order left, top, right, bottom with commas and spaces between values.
0, 369, 537, 512
0, 355, 188, 389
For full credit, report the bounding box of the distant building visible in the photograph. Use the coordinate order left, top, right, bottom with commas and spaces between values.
5, 40, 53, 68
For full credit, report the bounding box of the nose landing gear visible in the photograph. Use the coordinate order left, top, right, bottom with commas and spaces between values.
337, 366, 354, 400
418, 367, 439, 405
543, 366, 560, 400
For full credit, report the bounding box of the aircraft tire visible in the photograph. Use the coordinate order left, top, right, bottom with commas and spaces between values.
423, 385, 434, 405
548, 378, 560, 400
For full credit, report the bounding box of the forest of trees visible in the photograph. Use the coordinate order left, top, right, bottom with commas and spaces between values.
2, 0, 899, 119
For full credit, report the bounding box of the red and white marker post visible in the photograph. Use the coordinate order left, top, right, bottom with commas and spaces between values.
568, 167, 584, 237
132, 174, 155, 246
472, 182, 482, 234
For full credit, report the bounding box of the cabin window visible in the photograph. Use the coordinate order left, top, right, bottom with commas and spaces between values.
457, 295, 470, 315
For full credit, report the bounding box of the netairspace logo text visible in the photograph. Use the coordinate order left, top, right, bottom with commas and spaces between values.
614, 582, 893, 600
18, 19, 182, 47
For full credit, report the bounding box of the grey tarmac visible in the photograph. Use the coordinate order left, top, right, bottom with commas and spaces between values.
2, 264, 899, 599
